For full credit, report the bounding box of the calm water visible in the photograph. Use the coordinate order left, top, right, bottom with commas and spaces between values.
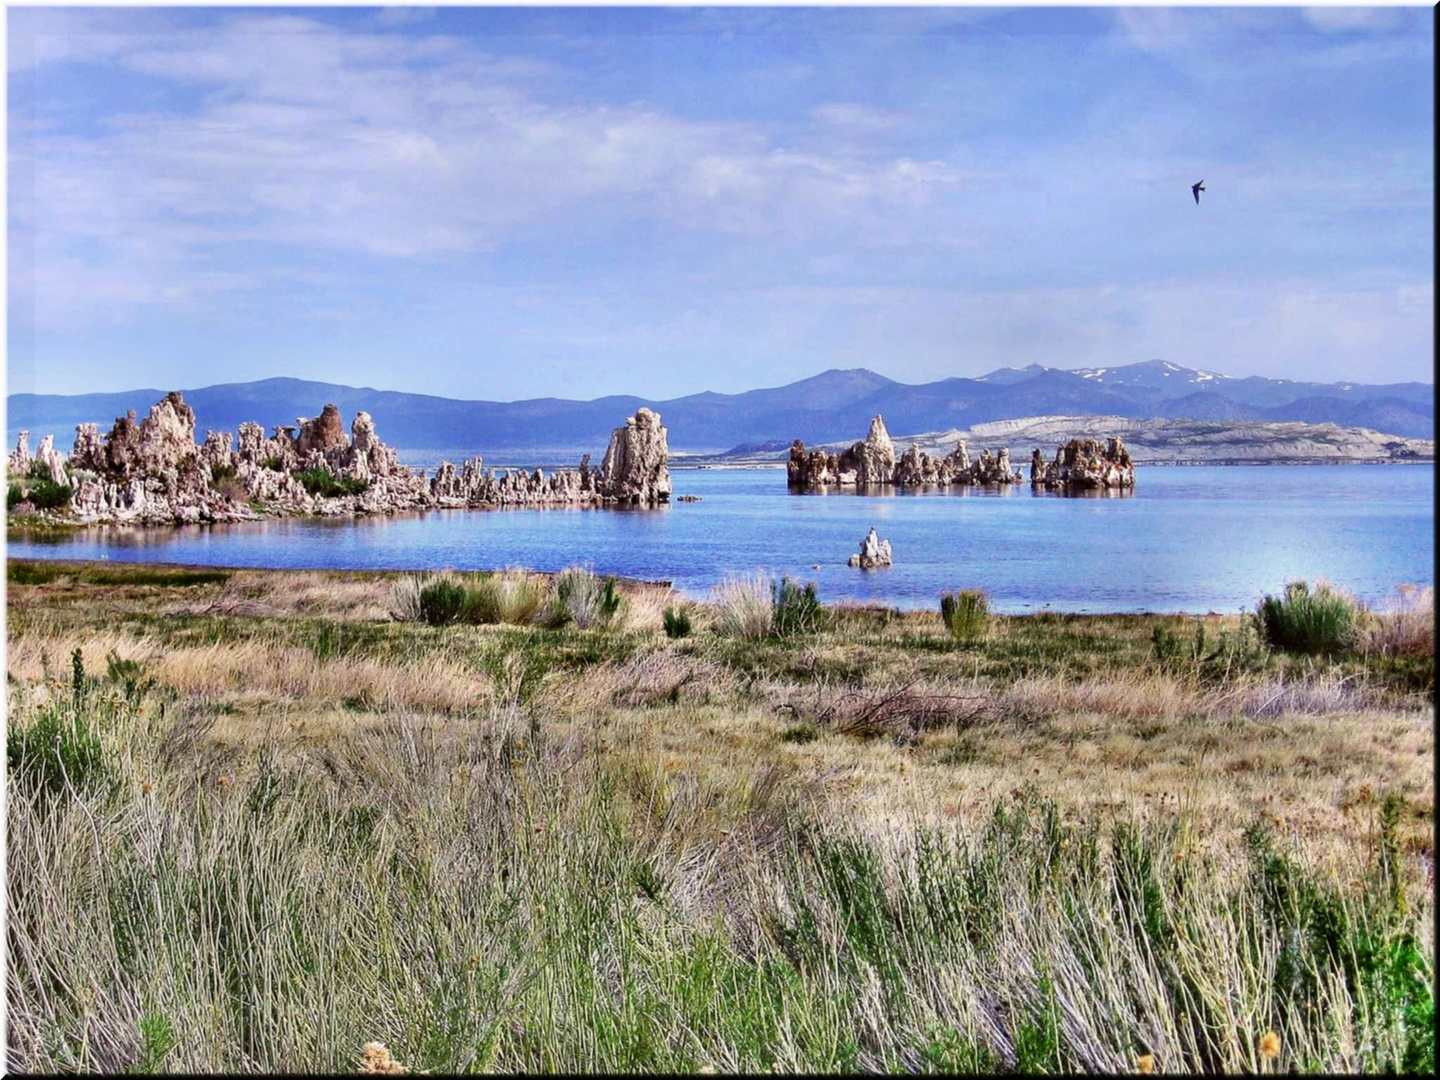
7, 466, 1433, 614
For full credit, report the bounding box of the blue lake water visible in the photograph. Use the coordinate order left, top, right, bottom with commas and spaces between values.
6, 465, 1434, 614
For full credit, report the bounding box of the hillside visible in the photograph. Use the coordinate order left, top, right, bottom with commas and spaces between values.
7, 360, 1432, 455
714, 414, 1434, 467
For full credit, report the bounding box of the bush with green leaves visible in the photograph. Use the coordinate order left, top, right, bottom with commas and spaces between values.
940, 590, 989, 641
295, 467, 368, 499
663, 605, 693, 639
7, 652, 111, 799
550, 568, 626, 629
1255, 579, 1358, 656
772, 577, 826, 638
418, 578, 468, 626
12, 476, 75, 511
465, 571, 548, 626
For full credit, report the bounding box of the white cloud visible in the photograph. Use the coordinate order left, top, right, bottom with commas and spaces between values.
375, 8, 438, 30
13, 13, 963, 330
811, 103, 908, 132
1302, 7, 1405, 34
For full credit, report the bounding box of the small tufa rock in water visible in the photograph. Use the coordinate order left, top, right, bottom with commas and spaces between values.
847, 527, 893, 569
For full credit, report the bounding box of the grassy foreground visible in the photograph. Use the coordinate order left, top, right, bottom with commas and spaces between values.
5, 560, 1434, 1074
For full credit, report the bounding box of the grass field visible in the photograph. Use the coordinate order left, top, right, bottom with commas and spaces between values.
5, 560, 1434, 1073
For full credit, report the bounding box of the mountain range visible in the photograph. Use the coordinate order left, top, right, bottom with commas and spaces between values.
6, 360, 1432, 455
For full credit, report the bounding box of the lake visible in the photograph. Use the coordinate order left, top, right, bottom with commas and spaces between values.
6, 465, 1433, 614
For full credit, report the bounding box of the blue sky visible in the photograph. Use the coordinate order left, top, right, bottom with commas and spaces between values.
6, 4, 1434, 400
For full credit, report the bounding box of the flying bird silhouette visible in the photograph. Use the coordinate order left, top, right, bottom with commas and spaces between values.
1192, 180, 1206, 205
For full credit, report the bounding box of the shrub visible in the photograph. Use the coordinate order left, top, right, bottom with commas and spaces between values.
467, 570, 548, 626
1255, 580, 1358, 656
940, 590, 989, 641
772, 577, 826, 637
386, 575, 425, 622
1150, 621, 1207, 670
8, 482, 24, 509
296, 467, 369, 499
663, 605, 693, 639
105, 652, 154, 704
712, 573, 773, 640
6, 701, 110, 798
550, 568, 625, 630
261, 456, 286, 472
209, 462, 238, 484
1360, 584, 1434, 658
26, 479, 74, 511
418, 578, 468, 626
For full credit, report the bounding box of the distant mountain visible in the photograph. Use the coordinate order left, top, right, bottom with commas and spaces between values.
7, 361, 1433, 455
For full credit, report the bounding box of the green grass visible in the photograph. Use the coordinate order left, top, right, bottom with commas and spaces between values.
663, 605, 693, 639
772, 577, 827, 638
418, 578, 468, 626
940, 590, 989, 642
1256, 580, 1358, 657
4, 564, 1433, 1072
7, 560, 231, 588
6, 670, 1432, 1073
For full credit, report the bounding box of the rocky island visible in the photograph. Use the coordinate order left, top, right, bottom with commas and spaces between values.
788, 414, 1134, 492
7, 393, 671, 525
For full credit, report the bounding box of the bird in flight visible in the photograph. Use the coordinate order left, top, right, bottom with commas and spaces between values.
1192, 180, 1206, 205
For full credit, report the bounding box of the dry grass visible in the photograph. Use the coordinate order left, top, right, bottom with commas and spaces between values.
711, 573, 773, 640
6, 630, 490, 713
5, 561, 1435, 1074
1361, 583, 1435, 657
6, 562, 1432, 862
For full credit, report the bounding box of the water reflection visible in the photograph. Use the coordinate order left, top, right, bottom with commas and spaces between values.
790, 483, 1132, 499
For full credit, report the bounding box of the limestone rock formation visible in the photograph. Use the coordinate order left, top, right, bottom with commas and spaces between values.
8, 431, 32, 474
430, 455, 597, 507
6, 430, 67, 488
40, 391, 427, 524
789, 414, 898, 487
847, 527, 893, 569
1032, 437, 1136, 490
844, 415, 896, 485
428, 409, 671, 508
598, 407, 671, 503
787, 418, 1129, 493
788, 441, 841, 487
35, 435, 68, 485
19, 393, 672, 525
296, 403, 347, 455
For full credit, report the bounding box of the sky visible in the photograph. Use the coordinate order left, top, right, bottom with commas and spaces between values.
5, 3, 1435, 401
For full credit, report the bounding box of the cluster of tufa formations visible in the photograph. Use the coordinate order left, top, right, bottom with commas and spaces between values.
8, 393, 670, 525
1028, 437, 1136, 490
429, 407, 670, 508
788, 415, 1134, 492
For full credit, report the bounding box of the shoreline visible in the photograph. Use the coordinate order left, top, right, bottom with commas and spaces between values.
7, 557, 1432, 619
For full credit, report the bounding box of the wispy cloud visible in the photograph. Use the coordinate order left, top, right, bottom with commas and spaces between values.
12, 12, 965, 329
7, 6, 1433, 397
